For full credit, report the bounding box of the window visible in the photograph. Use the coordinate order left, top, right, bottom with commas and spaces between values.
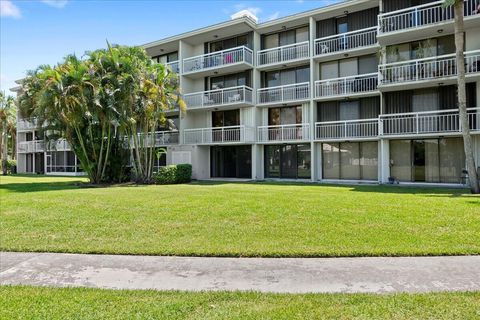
209, 72, 250, 90
212, 109, 240, 127
336, 16, 348, 34
265, 144, 311, 179
209, 34, 250, 53
153, 52, 178, 63
261, 26, 309, 49
263, 66, 310, 87
268, 106, 302, 125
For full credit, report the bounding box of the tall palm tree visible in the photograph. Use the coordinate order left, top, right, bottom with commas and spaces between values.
0, 92, 16, 175
445, 0, 479, 193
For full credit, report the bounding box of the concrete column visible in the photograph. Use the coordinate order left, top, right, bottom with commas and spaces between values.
379, 138, 390, 183
309, 16, 316, 182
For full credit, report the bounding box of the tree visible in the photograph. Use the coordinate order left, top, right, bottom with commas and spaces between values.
445, 0, 479, 193
0, 92, 16, 175
18, 44, 185, 184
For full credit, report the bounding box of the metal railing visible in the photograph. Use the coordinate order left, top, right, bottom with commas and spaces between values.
183, 46, 253, 74
314, 73, 378, 98
46, 139, 71, 151
17, 118, 38, 131
183, 86, 253, 110
257, 123, 310, 142
380, 108, 480, 136
379, 50, 480, 85
257, 82, 310, 105
314, 26, 377, 56
166, 61, 180, 73
315, 119, 379, 140
378, 0, 480, 34
183, 125, 255, 144
132, 130, 180, 147
257, 41, 310, 66
17, 140, 45, 153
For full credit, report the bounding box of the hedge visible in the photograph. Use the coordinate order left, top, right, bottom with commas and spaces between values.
154, 164, 192, 184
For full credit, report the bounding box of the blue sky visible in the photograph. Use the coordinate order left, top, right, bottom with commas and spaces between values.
1, 0, 342, 94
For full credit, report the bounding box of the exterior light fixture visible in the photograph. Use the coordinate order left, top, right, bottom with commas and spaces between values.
437, 29, 443, 33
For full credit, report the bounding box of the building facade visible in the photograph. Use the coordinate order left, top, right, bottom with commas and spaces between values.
15, 0, 480, 185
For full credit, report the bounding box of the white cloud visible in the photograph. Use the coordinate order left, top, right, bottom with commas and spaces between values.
266, 11, 280, 21
0, 0, 21, 19
41, 0, 69, 9
233, 3, 262, 16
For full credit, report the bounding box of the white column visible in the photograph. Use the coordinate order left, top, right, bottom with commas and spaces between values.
379, 138, 390, 183
309, 16, 316, 182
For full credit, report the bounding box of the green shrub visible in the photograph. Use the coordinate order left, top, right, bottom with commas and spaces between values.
154, 164, 191, 184
176, 164, 192, 183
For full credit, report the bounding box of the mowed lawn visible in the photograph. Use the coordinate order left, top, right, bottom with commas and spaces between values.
1, 286, 479, 320
1, 175, 479, 257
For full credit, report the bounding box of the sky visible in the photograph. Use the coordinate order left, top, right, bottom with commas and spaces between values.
1, 0, 343, 94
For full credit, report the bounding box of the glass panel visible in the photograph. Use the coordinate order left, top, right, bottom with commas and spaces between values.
280, 69, 296, 86
223, 38, 237, 50
280, 107, 297, 125
279, 30, 295, 47
339, 101, 360, 121
265, 145, 281, 178
237, 35, 248, 47
158, 55, 168, 64
322, 143, 340, 179
224, 74, 238, 88
268, 108, 280, 126
237, 145, 252, 179
295, 67, 310, 83
360, 142, 378, 180
425, 139, 440, 182
296, 27, 309, 43
210, 41, 223, 53
297, 144, 311, 179
167, 52, 178, 62
212, 111, 224, 127
224, 109, 240, 126
390, 140, 412, 182
439, 138, 465, 183
296, 106, 302, 124
264, 33, 279, 49
281, 145, 297, 178
413, 140, 426, 182
337, 16, 348, 34
211, 76, 224, 90
340, 142, 361, 180
266, 71, 280, 87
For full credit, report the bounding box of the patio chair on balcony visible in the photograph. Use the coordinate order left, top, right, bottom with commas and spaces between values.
203, 95, 215, 106
320, 44, 330, 54
228, 93, 242, 103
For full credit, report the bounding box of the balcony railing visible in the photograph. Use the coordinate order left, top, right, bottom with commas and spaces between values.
183, 125, 255, 145
257, 41, 309, 66
18, 140, 45, 153
183, 86, 253, 110
380, 108, 480, 137
379, 50, 480, 85
257, 82, 310, 105
17, 118, 38, 131
46, 139, 71, 151
257, 123, 310, 142
130, 130, 179, 147
378, 0, 480, 34
314, 73, 378, 99
315, 119, 379, 140
166, 61, 179, 73
314, 26, 377, 56
182, 46, 253, 74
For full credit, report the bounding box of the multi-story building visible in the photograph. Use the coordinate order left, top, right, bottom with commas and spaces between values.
14, 0, 480, 185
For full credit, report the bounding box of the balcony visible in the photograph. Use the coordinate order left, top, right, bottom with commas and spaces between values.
378, 50, 480, 91
378, 0, 480, 44
131, 131, 179, 147
47, 139, 72, 151
314, 73, 379, 101
314, 27, 378, 61
183, 86, 253, 111
18, 140, 45, 153
17, 118, 38, 131
257, 123, 310, 143
166, 61, 179, 73
315, 119, 379, 141
183, 125, 255, 145
257, 82, 310, 106
256, 41, 310, 70
182, 46, 253, 78
380, 108, 480, 138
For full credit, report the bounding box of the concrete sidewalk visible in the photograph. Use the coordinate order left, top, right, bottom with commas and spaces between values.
1, 252, 479, 294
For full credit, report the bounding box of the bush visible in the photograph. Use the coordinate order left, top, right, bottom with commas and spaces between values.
0, 159, 17, 174
155, 164, 192, 184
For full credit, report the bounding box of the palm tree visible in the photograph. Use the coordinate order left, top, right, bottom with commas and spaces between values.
0, 92, 16, 175
445, 0, 479, 193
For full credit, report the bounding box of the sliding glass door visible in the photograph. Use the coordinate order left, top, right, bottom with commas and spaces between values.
265, 144, 311, 179
210, 146, 251, 179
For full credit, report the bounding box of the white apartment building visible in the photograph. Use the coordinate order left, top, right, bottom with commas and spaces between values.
15, 0, 480, 185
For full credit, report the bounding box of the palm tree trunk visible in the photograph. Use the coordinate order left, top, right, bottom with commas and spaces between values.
2, 120, 7, 175
454, 1, 479, 193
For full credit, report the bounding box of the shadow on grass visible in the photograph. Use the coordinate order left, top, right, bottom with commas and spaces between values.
192, 180, 473, 197
0, 181, 82, 193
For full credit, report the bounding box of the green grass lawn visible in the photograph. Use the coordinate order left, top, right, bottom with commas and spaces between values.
1, 175, 479, 257
1, 286, 479, 319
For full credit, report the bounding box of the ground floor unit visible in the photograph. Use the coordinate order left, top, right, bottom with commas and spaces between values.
16, 135, 480, 187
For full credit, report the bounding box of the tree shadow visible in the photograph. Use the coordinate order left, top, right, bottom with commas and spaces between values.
0, 181, 82, 193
